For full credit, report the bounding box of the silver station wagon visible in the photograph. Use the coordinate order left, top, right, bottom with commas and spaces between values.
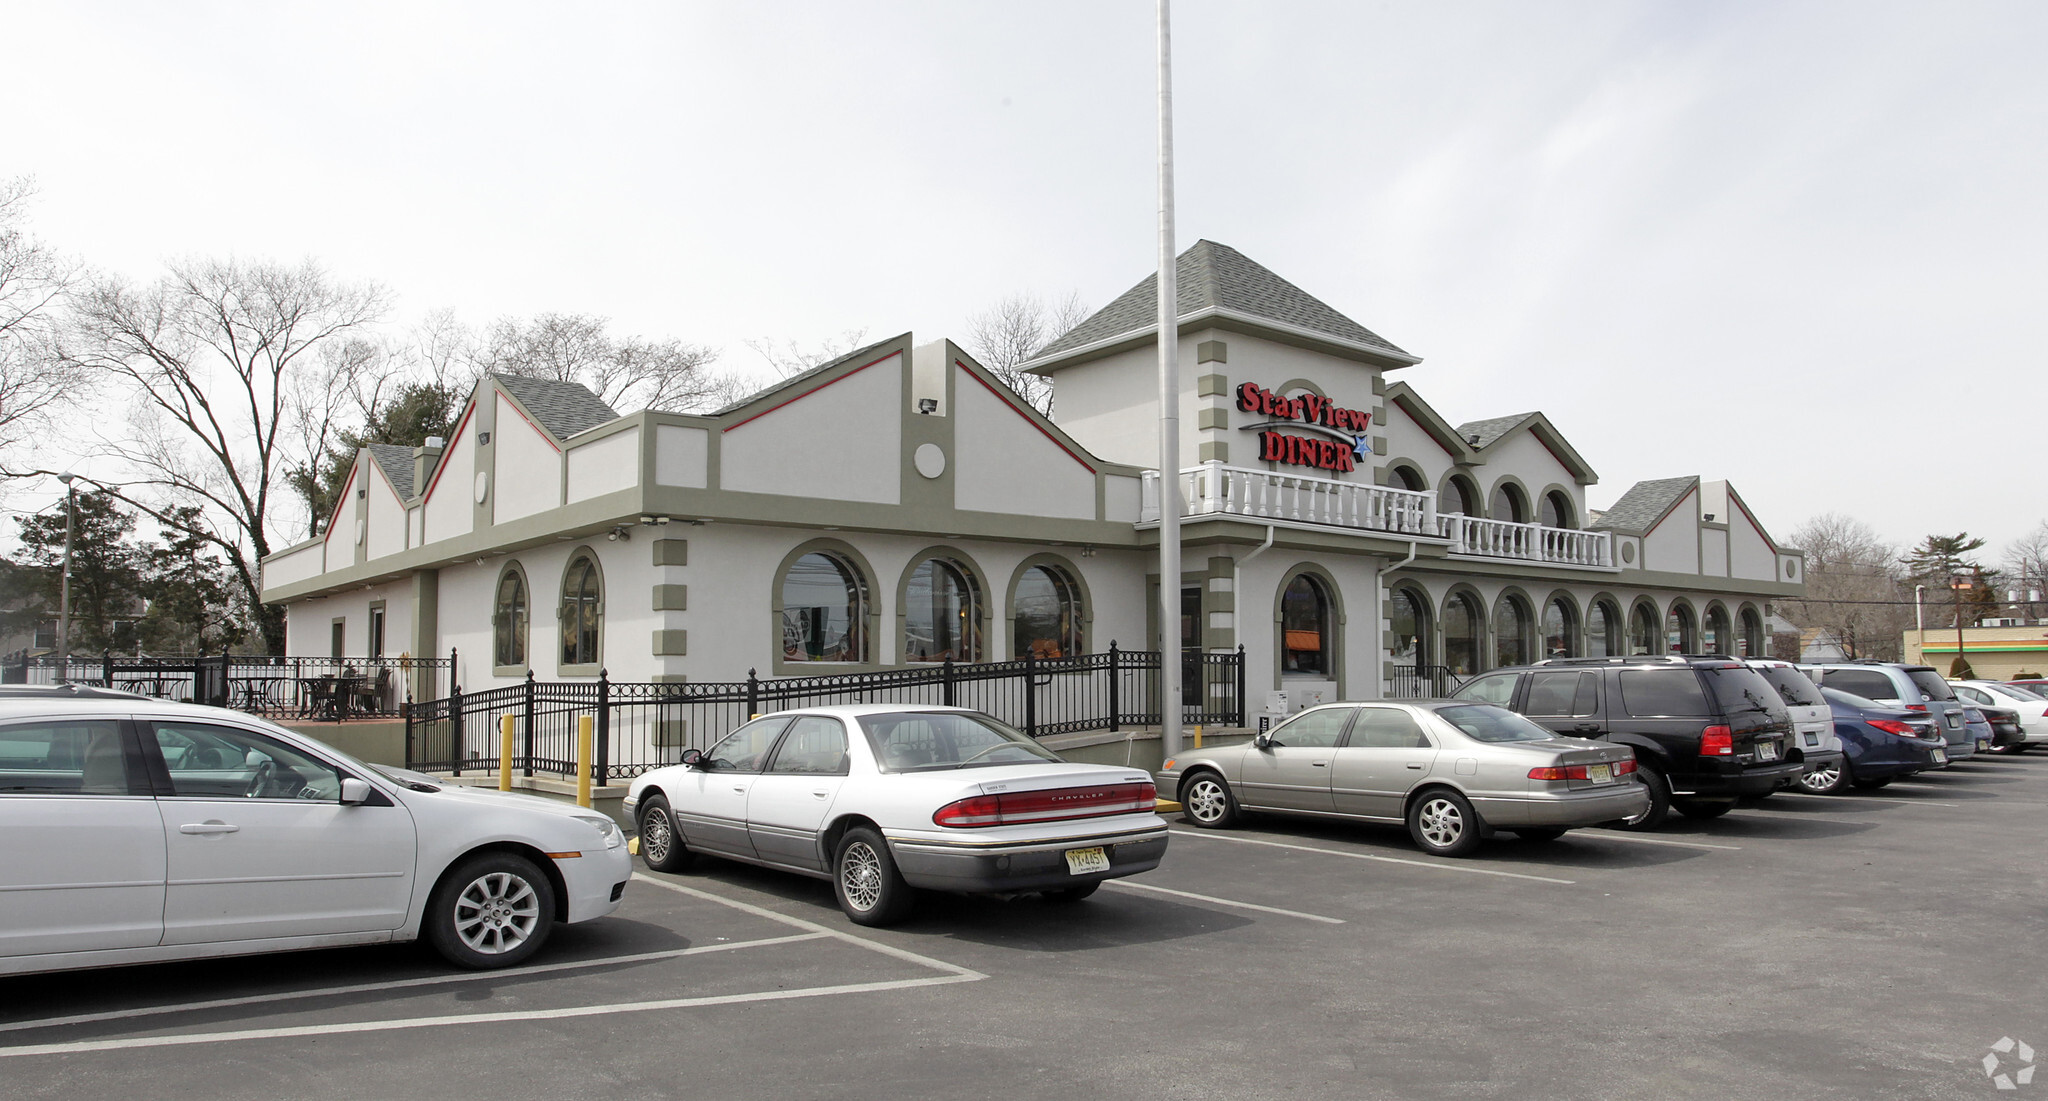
1156, 700, 1648, 856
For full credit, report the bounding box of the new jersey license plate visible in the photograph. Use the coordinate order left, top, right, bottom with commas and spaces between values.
1064, 846, 1110, 875
1757, 742, 1778, 761
1931, 748, 1948, 764
1587, 763, 1613, 783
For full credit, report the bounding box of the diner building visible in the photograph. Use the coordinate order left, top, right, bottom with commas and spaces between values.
259, 241, 1807, 716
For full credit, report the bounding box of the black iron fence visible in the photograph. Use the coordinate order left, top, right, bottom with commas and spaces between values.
1, 651, 454, 720
1388, 663, 1457, 699
405, 644, 1246, 783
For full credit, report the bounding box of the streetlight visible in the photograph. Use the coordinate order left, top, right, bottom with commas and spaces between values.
54, 473, 75, 680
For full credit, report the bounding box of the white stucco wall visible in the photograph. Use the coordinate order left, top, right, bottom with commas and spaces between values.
953, 364, 1095, 520
1641, 489, 1701, 574
423, 410, 477, 544
1047, 346, 1164, 469
367, 464, 407, 561
493, 392, 563, 524
654, 424, 709, 488
722, 352, 902, 504
263, 542, 325, 590
1729, 501, 1779, 581
1702, 528, 1730, 577
566, 426, 640, 503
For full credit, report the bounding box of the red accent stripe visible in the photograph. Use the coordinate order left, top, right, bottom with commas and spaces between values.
1731, 494, 1773, 546
723, 352, 900, 433
1394, 398, 1459, 459
957, 361, 1096, 474
322, 466, 359, 546
498, 392, 563, 453
423, 402, 478, 503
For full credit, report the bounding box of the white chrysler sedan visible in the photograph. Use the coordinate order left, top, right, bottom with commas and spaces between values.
623, 705, 1167, 925
0, 687, 632, 977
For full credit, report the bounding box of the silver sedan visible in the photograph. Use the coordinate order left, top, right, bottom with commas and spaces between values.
1156, 700, 1648, 856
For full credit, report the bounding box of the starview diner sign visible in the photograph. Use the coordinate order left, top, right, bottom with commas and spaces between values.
1236, 382, 1372, 474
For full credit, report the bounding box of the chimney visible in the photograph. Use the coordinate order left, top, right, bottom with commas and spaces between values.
413, 436, 446, 497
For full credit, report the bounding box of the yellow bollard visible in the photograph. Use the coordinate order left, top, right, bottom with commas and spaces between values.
576, 714, 594, 809
499, 713, 515, 792
1192, 724, 1203, 749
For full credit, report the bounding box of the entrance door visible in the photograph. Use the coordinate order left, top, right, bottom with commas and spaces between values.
1181, 584, 1202, 718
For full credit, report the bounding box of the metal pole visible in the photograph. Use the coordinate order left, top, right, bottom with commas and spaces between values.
55, 475, 75, 678
1155, 0, 1183, 759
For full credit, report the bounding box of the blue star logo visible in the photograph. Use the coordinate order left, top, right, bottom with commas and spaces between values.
1352, 435, 1371, 458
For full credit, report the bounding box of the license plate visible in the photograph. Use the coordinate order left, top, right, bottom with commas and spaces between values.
1756, 742, 1778, 761
1587, 763, 1612, 783
1945, 713, 1962, 729
1931, 748, 1948, 764
1803, 733, 1819, 747
1064, 846, 1110, 875
1977, 739, 1990, 752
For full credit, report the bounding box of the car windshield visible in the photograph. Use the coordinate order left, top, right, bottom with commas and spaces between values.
1700, 667, 1790, 721
1436, 705, 1553, 743
1756, 666, 1825, 708
1905, 669, 1956, 701
857, 711, 1065, 771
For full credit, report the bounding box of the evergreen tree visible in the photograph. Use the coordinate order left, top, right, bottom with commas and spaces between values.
12, 489, 144, 653
287, 381, 461, 532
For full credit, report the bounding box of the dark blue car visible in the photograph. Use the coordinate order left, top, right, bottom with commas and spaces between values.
1799, 686, 1950, 794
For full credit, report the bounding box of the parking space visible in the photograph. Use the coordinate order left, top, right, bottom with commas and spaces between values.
4, 757, 2044, 1099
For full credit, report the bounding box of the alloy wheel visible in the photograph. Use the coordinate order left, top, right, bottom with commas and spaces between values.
453, 871, 542, 955
642, 808, 673, 863
1417, 797, 1464, 849
840, 841, 884, 911
1185, 778, 1228, 824
1801, 764, 1842, 793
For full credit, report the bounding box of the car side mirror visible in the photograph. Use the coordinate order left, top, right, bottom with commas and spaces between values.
679, 748, 705, 769
1253, 731, 1274, 750
339, 777, 372, 805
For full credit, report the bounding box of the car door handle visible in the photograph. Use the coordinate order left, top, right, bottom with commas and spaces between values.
179, 822, 239, 835
732, 785, 748, 794
1311, 761, 1328, 767
1405, 763, 1425, 769
812, 789, 830, 798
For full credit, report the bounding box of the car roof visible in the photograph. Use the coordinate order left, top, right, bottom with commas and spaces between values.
0, 691, 247, 721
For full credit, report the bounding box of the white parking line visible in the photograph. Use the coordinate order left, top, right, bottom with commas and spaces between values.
1102, 880, 1346, 924
0, 933, 829, 1037
1168, 828, 1576, 884
1580, 829, 1741, 851
1773, 791, 1958, 808
0, 875, 985, 1060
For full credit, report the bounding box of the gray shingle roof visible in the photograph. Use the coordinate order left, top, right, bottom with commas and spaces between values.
1595, 476, 1699, 534
1454, 414, 1534, 450
1029, 240, 1409, 364
492, 374, 620, 440
363, 444, 417, 499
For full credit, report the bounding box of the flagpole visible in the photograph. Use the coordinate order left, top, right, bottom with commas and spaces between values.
1156, 0, 1183, 758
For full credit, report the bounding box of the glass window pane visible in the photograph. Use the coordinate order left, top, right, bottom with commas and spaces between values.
1348, 707, 1427, 749
1525, 671, 1582, 716
1629, 605, 1659, 655
1014, 566, 1081, 660
767, 717, 850, 775
1445, 595, 1482, 677
782, 553, 863, 662
907, 559, 979, 663
1451, 672, 1518, 706
1490, 486, 1522, 523
705, 717, 792, 772
0, 720, 132, 795
153, 722, 342, 800
1440, 704, 1552, 742
1618, 669, 1713, 718
1587, 602, 1612, 658
1270, 707, 1351, 748
1494, 598, 1530, 669
857, 711, 1061, 771
1282, 576, 1329, 675
1543, 600, 1574, 659
1390, 588, 1425, 664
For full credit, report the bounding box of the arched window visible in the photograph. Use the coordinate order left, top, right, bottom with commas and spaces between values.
560, 553, 603, 669
1494, 595, 1533, 669
493, 565, 528, 670
1281, 574, 1333, 676
1703, 605, 1730, 655
1665, 604, 1697, 653
1390, 465, 1427, 493
1390, 586, 1430, 667
1445, 476, 1478, 516
1587, 599, 1622, 658
1489, 483, 1527, 523
1740, 608, 1765, 658
1013, 564, 1083, 660
905, 557, 982, 663
1444, 592, 1483, 677
783, 552, 868, 662
1628, 602, 1659, 655
1542, 597, 1577, 659
1540, 491, 1575, 529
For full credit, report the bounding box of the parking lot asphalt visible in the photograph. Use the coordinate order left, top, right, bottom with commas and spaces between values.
5, 756, 2046, 1101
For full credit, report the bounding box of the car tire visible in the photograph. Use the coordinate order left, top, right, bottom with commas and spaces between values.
1673, 798, 1735, 820
1180, 772, 1241, 829
1616, 766, 1671, 830
1515, 828, 1567, 843
1408, 788, 1484, 857
833, 827, 916, 927
635, 793, 695, 873
1043, 882, 1101, 904
425, 852, 556, 970
1851, 776, 1894, 791
1799, 759, 1850, 795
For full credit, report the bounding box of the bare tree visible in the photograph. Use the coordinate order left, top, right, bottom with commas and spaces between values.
2004, 520, 2048, 622
1777, 512, 1915, 661
475, 312, 728, 412
0, 177, 85, 454
46, 257, 388, 653
962, 291, 1089, 418
745, 328, 872, 381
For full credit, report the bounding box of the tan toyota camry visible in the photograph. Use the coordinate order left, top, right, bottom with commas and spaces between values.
1156, 700, 1648, 857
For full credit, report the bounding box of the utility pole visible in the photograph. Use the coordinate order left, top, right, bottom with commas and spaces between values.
55, 473, 76, 680
1155, 0, 1182, 758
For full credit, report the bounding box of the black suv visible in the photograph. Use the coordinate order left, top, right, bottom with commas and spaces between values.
1448, 655, 1799, 829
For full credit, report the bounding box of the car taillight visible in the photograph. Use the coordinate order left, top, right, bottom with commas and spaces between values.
1904, 704, 1928, 712
1700, 725, 1733, 756
1528, 760, 1633, 781
1867, 719, 1914, 736
932, 782, 1156, 828
1615, 758, 1638, 775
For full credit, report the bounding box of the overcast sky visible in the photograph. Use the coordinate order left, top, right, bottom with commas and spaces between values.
7, 1, 2044, 559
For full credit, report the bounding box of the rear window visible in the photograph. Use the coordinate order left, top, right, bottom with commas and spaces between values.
1905, 670, 1956, 701
1756, 666, 1825, 708
1618, 668, 1713, 717
1437, 705, 1553, 743
857, 711, 1063, 771
1701, 667, 1791, 720
1820, 669, 1898, 700
2001, 684, 2046, 702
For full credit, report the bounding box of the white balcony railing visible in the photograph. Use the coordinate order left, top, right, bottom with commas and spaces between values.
1139, 462, 1615, 569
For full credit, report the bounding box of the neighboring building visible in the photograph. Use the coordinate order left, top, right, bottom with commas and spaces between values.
1904, 625, 2048, 679
259, 241, 1806, 720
